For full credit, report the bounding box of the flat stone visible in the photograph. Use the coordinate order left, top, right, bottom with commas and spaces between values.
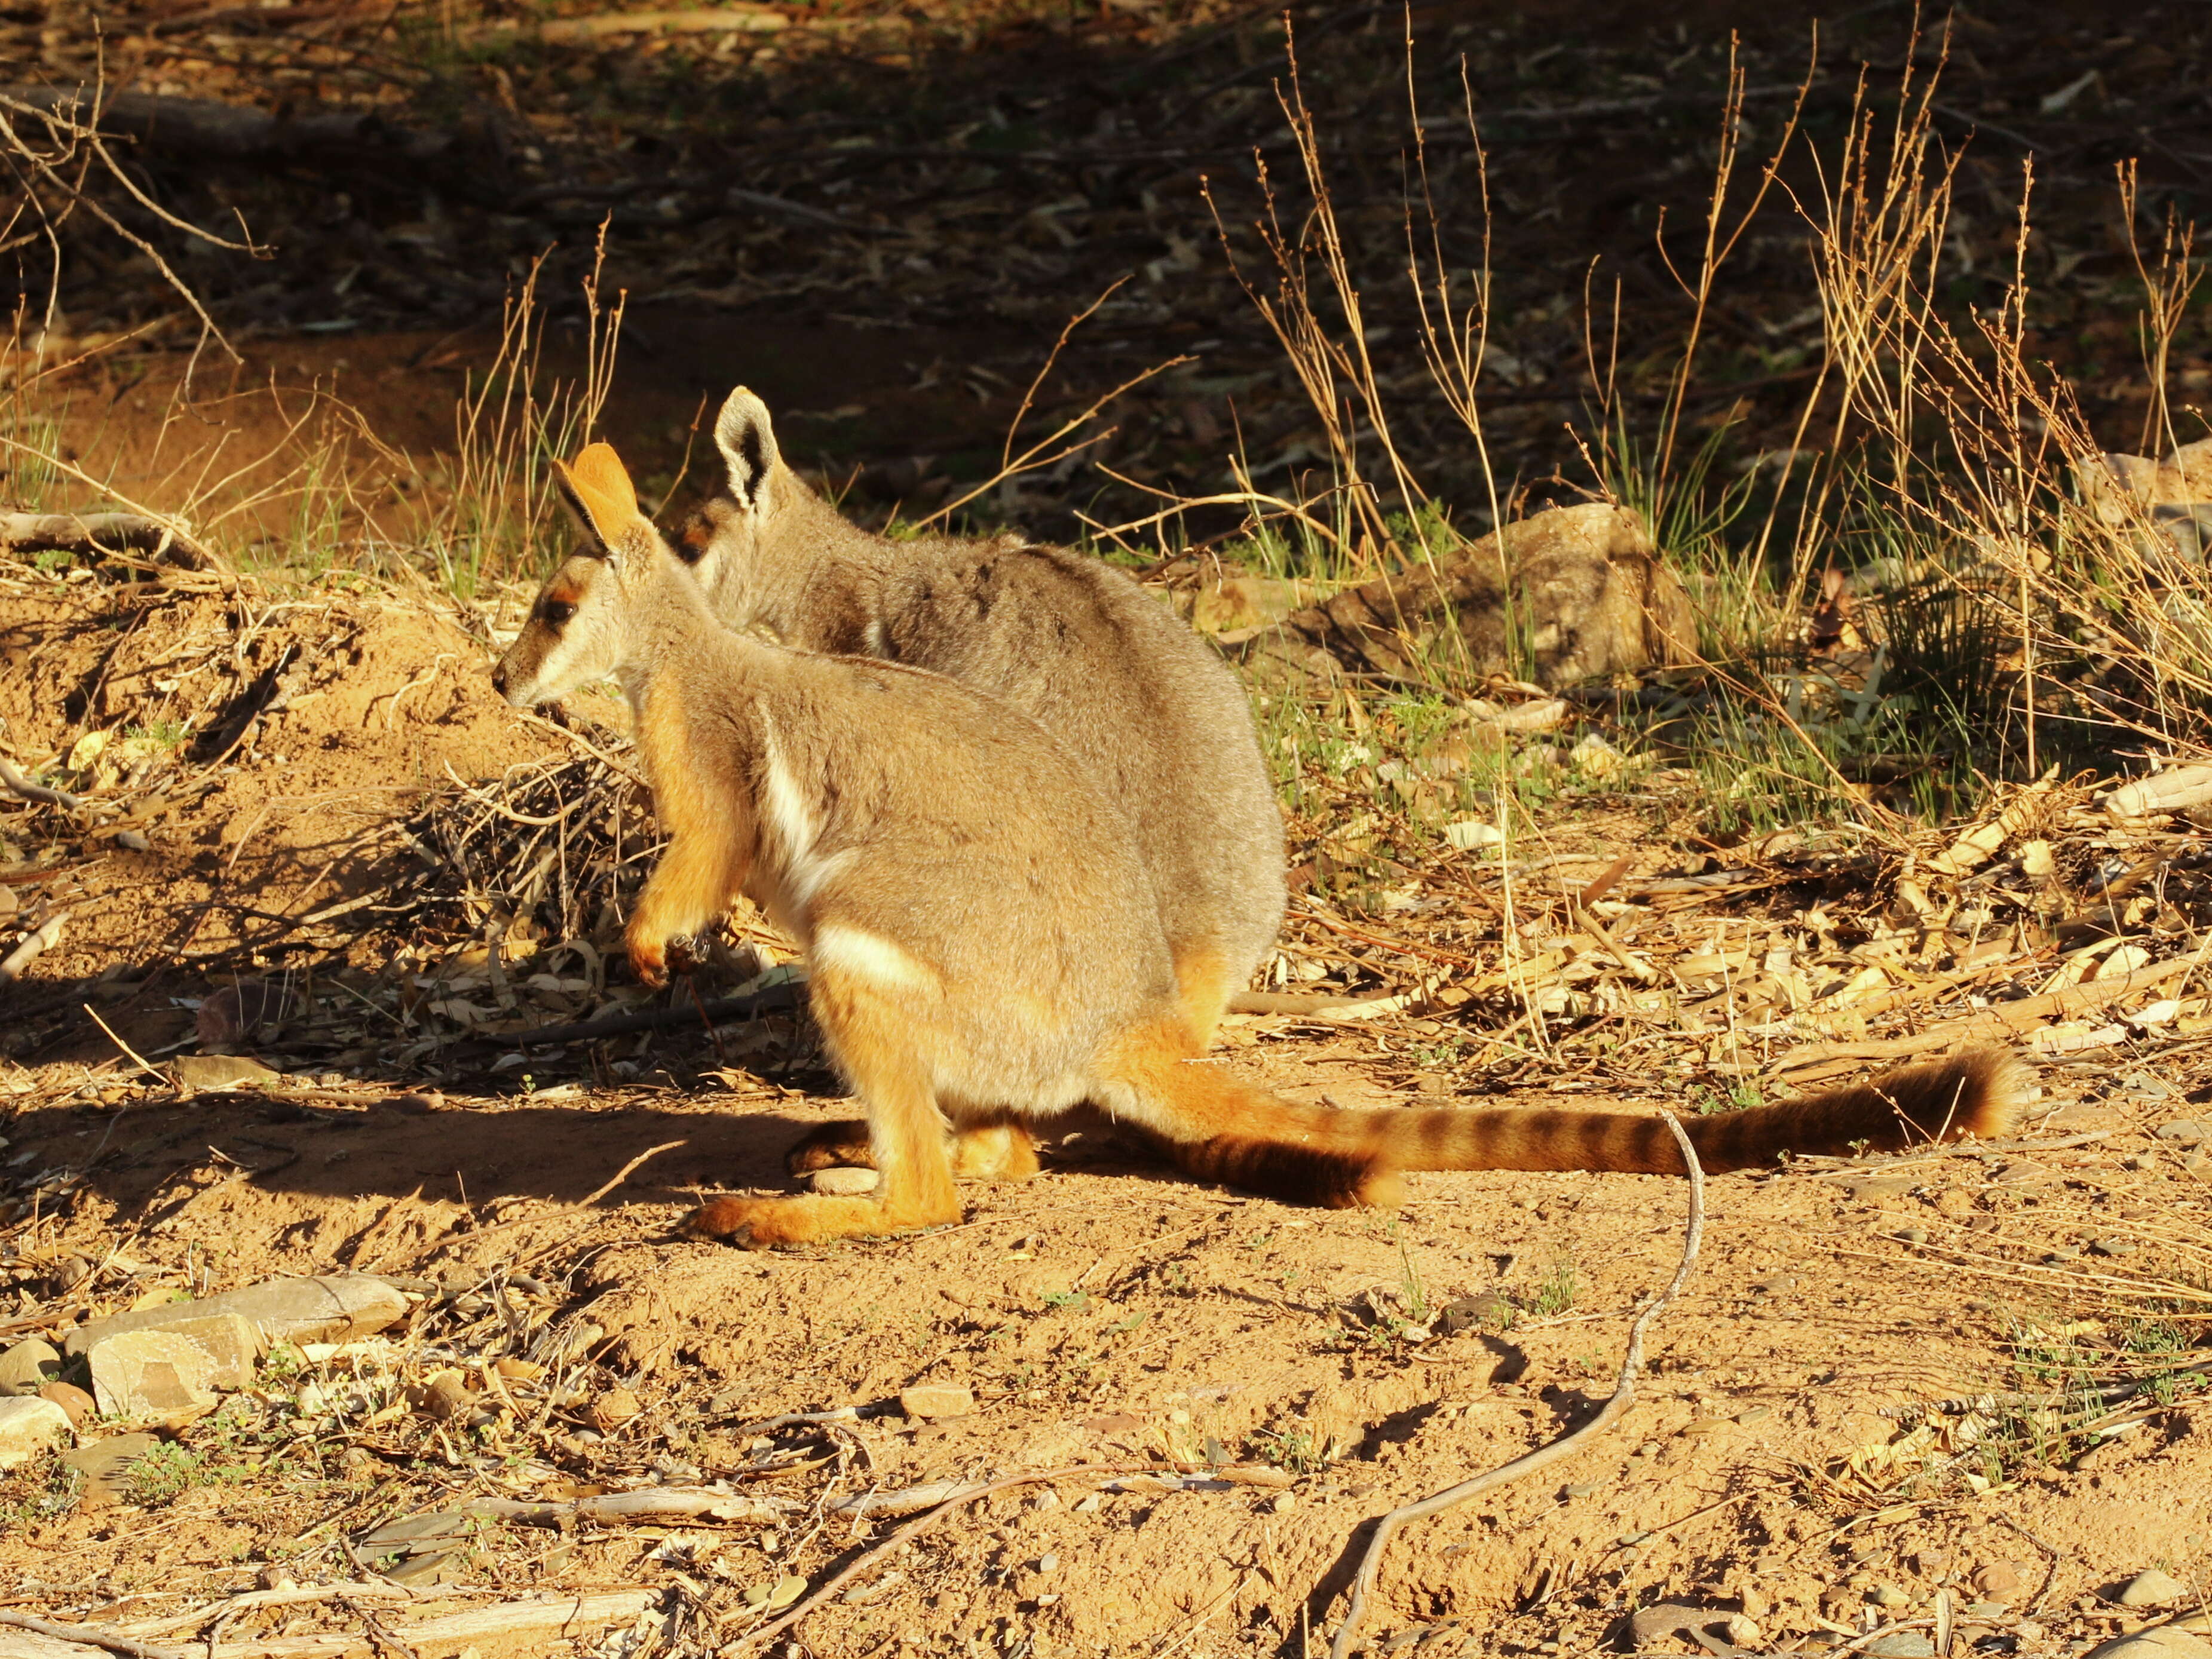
810, 1166, 880, 1195
899, 1384, 976, 1420
87, 1313, 256, 1400
1626, 1604, 1762, 1649
65, 1274, 407, 1357
60, 1430, 161, 1508
1864, 1636, 1936, 1658
1972, 1563, 2024, 1602
0, 1396, 72, 1468
86, 1329, 223, 1416
2088, 1630, 2212, 1659
171, 1053, 285, 1090
2155, 1120, 2208, 1145
2119, 1570, 2193, 1608
0, 1338, 62, 1396
1843, 1176, 1916, 1201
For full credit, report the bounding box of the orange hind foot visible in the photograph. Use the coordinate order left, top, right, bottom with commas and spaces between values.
784, 1120, 1040, 1182
688, 1191, 963, 1248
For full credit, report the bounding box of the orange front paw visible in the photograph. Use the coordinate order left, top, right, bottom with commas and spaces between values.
629, 935, 669, 988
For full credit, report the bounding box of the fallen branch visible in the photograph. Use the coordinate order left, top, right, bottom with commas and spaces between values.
1325, 1111, 1706, 1659
0, 1609, 189, 1659
468, 1488, 783, 1526
1, 910, 70, 982
0, 509, 217, 572
117, 1585, 446, 1642
0, 758, 87, 812
730, 1464, 1142, 1653
476, 7, 786, 39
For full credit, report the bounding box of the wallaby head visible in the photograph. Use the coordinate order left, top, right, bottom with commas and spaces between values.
494, 443, 666, 707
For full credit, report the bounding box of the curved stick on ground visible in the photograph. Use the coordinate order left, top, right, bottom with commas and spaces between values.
0, 756, 87, 811
1326, 1112, 1707, 1659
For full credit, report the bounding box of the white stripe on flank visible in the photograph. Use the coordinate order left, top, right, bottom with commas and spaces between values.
811, 923, 938, 993
747, 707, 840, 929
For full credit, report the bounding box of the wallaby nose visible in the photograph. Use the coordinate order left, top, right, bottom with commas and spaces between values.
490, 662, 509, 699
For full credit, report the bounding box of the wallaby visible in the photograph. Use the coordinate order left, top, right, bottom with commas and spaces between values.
677, 388, 1285, 1052
493, 441, 2026, 1249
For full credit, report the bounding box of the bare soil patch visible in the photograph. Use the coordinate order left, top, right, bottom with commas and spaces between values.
4, 563, 2211, 1659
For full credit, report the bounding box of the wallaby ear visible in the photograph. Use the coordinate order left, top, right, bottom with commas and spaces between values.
714, 387, 780, 511
552, 442, 645, 559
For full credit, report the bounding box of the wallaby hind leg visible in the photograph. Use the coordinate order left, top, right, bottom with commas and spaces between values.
1171, 946, 1231, 1050
691, 969, 962, 1246
785, 1118, 1039, 1181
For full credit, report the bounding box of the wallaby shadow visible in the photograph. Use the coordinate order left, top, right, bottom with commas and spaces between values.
10, 1087, 841, 1218
6, 1081, 1184, 1225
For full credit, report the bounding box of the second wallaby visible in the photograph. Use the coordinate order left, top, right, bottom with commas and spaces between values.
677, 388, 1286, 1050
493, 441, 2025, 1250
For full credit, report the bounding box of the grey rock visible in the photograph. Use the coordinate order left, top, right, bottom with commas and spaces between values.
2119, 1569, 2192, 1608
87, 1329, 224, 1416
2091, 1237, 2139, 1258
809, 1166, 880, 1195
0, 1396, 72, 1468
2155, 1120, 2208, 1145
0, 1338, 63, 1397
1864, 1636, 1936, 1658
65, 1274, 408, 1358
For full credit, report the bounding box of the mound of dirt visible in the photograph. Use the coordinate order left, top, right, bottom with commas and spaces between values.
0, 569, 553, 1010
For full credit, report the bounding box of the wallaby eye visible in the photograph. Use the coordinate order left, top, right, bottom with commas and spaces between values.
541, 600, 576, 627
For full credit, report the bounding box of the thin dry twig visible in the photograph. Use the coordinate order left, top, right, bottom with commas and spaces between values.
730, 1464, 1145, 1653
1326, 1111, 1707, 1659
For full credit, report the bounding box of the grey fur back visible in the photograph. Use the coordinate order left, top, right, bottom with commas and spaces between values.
682, 389, 1285, 1012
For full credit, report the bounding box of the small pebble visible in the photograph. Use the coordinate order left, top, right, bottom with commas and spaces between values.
899, 1384, 975, 1420
1973, 1564, 2024, 1601
1034, 1554, 1058, 1574
1870, 1584, 1910, 1609
1270, 1492, 1296, 1513
1894, 1226, 1928, 1245
1074, 1495, 1101, 1514
2154, 1120, 2207, 1145
810, 1166, 880, 1196
2090, 1237, 2137, 1259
